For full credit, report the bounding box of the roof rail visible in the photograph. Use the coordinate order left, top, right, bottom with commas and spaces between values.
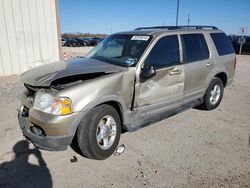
134, 25, 218, 31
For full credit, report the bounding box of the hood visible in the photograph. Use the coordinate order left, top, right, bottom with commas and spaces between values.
21, 58, 126, 87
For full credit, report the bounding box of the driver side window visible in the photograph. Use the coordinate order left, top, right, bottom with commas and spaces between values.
144, 35, 180, 68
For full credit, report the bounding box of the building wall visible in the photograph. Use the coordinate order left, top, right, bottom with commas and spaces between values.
0, 0, 60, 76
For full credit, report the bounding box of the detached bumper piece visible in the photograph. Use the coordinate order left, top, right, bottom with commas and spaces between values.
18, 106, 73, 151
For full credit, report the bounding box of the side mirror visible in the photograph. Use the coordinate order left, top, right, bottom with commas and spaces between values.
140, 66, 156, 79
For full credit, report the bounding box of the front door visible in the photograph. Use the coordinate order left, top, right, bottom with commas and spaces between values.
134, 35, 184, 110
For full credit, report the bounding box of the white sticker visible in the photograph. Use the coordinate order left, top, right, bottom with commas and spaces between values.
131, 36, 150, 41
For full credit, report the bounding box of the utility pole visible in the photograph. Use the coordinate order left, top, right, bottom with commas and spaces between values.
187, 13, 191, 26
176, 0, 179, 26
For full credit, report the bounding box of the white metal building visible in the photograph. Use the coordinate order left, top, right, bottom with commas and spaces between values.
0, 0, 61, 76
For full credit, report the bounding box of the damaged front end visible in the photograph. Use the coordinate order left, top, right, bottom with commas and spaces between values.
18, 57, 132, 151
21, 57, 126, 87
50, 72, 110, 90
18, 83, 82, 150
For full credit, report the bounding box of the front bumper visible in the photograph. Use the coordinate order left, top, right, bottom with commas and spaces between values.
18, 106, 80, 151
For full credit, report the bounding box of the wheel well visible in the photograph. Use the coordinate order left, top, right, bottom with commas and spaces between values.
215, 72, 227, 87
102, 101, 126, 133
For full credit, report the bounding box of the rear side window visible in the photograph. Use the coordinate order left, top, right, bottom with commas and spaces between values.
210, 33, 235, 56
144, 35, 180, 68
181, 34, 209, 63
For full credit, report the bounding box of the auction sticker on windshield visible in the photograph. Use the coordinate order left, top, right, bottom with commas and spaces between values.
131, 36, 150, 41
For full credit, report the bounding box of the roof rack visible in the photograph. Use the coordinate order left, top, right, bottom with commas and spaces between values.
134, 25, 218, 31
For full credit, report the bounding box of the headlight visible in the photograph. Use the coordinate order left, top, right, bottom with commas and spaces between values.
33, 90, 72, 115
33, 90, 54, 113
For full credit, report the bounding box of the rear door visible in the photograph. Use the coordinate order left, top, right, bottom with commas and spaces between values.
181, 33, 214, 102
134, 35, 184, 109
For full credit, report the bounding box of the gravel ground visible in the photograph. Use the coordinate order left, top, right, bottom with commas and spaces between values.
62, 47, 94, 59
0, 52, 249, 187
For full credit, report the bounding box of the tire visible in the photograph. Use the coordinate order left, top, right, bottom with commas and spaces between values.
199, 77, 224, 110
76, 104, 121, 160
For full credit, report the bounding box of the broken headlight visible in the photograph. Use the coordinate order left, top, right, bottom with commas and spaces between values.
33, 90, 72, 115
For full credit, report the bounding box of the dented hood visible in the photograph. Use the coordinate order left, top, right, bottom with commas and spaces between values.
21, 58, 126, 87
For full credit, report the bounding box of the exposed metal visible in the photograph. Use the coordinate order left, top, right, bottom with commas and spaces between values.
0, 0, 60, 75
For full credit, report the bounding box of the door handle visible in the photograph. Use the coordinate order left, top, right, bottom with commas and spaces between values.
169, 69, 182, 75
206, 62, 214, 67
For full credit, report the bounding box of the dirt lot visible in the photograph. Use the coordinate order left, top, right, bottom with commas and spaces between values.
0, 50, 249, 187
62, 47, 94, 59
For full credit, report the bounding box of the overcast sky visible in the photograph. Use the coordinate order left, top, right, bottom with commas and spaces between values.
59, 0, 250, 35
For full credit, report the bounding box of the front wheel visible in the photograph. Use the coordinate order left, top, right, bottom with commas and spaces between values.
76, 104, 121, 160
199, 77, 224, 110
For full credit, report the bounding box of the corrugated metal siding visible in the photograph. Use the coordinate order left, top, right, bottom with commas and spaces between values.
0, 0, 60, 75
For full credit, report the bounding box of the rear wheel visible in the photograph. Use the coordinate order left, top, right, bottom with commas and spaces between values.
199, 77, 224, 110
76, 104, 121, 160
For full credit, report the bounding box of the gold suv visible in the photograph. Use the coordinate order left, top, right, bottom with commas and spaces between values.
18, 26, 236, 160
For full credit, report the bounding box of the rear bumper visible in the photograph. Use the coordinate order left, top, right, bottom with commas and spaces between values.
18, 107, 75, 151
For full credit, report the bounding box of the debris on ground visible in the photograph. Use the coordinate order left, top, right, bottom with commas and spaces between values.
114, 144, 125, 156
70, 156, 78, 163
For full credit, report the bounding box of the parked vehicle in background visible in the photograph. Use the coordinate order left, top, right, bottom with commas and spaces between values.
62, 37, 105, 47
18, 25, 236, 160
74, 38, 89, 47
64, 38, 77, 47
61, 38, 66, 46
64, 38, 86, 47
79, 37, 91, 46
88, 37, 103, 46
89, 38, 99, 46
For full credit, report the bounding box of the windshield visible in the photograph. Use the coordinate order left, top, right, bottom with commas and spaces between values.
86, 34, 152, 67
